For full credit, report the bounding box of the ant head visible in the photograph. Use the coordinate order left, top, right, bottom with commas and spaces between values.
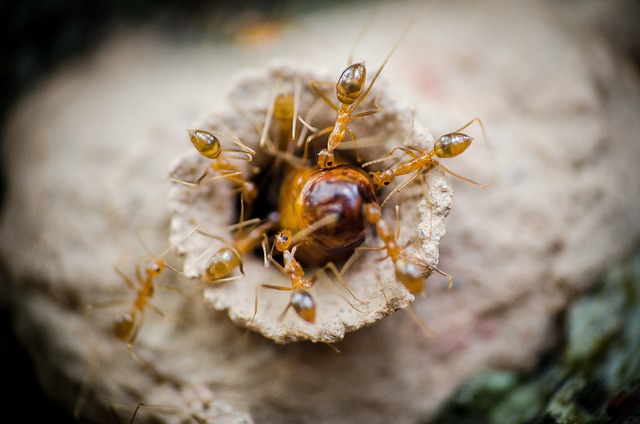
317, 149, 336, 168
372, 168, 394, 189
144, 258, 165, 278
275, 230, 293, 252
336, 63, 366, 105
188, 129, 222, 160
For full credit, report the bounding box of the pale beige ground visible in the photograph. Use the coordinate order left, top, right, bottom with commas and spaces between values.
1, 1, 639, 423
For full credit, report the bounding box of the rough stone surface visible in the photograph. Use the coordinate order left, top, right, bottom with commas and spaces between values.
1, 1, 639, 423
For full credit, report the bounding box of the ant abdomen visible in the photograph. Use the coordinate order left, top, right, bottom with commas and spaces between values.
434, 132, 474, 158
290, 290, 315, 323
204, 247, 242, 282
394, 257, 428, 295
336, 63, 366, 105
188, 129, 223, 160
113, 312, 136, 341
279, 164, 377, 264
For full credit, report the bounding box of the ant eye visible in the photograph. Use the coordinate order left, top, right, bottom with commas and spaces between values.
384, 181, 389, 186
327, 161, 333, 166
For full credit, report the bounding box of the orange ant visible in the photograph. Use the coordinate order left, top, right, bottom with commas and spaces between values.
251, 214, 366, 324
86, 244, 183, 366
363, 202, 453, 295
307, 13, 421, 169
259, 77, 301, 157
363, 117, 488, 206
254, 79, 315, 205
170, 129, 259, 205
254, 229, 318, 323
187, 212, 280, 284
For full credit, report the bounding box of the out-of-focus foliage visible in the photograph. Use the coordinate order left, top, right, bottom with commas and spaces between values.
432, 253, 640, 424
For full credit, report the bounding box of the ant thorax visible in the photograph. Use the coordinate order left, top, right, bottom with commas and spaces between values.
167, 59, 452, 344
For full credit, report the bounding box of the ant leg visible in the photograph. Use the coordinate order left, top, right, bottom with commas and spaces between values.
214, 131, 256, 156
250, 284, 294, 326
122, 316, 154, 370
350, 12, 420, 111
351, 93, 382, 120
374, 267, 392, 310
453, 116, 486, 136
313, 269, 368, 315
437, 162, 486, 187
260, 233, 270, 268
316, 262, 368, 305
303, 125, 333, 161
411, 255, 455, 291
130, 402, 145, 424
361, 145, 419, 168
267, 254, 287, 275
402, 305, 437, 340
169, 168, 245, 188
259, 76, 283, 151
345, 127, 362, 163
128, 402, 181, 424
393, 204, 401, 240
308, 80, 339, 112
148, 302, 185, 326
381, 171, 420, 206
114, 266, 138, 291
183, 219, 260, 244
430, 264, 454, 290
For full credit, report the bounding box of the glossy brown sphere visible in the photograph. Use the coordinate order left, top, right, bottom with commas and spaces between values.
279, 165, 377, 265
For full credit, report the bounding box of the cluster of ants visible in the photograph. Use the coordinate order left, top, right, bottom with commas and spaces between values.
91, 27, 487, 368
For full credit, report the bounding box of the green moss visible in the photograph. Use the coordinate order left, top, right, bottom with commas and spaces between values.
431, 252, 640, 424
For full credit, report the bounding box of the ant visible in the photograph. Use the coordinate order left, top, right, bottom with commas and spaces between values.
363, 118, 488, 206
254, 229, 318, 323
170, 129, 259, 205
251, 214, 366, 324
307, 12, 421, 169
363, 202, 453, 295
187, 212, 280, 284
259, 77, 300, 156
86, 243, 183, 366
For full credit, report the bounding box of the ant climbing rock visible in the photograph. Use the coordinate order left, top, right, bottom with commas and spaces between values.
170, 129, 259, 206
363, 117, 489, 206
